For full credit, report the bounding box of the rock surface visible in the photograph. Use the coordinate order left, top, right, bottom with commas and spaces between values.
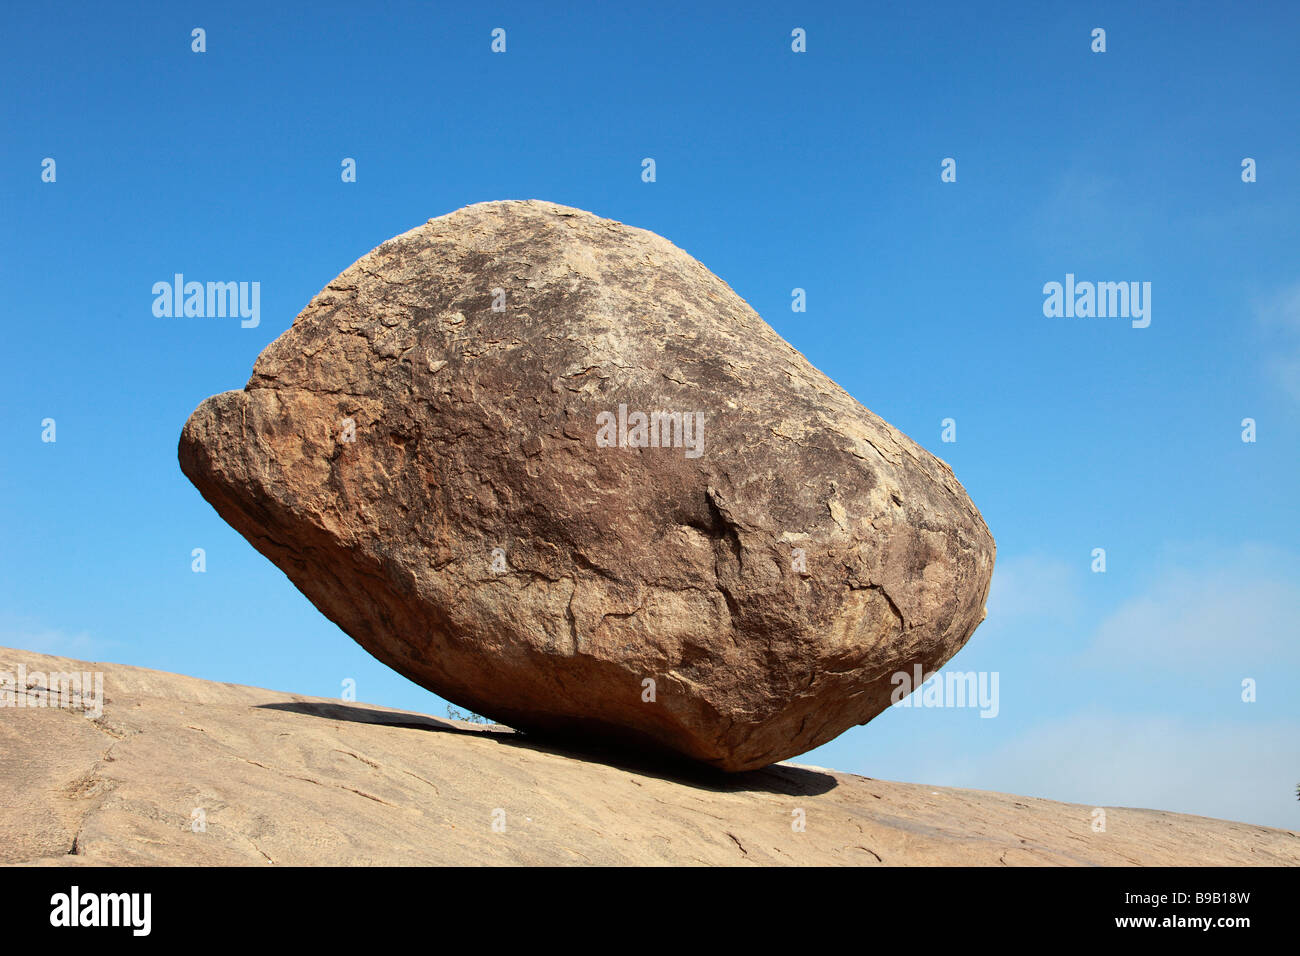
178, 199, 995, 771
3, 649, 1296, 867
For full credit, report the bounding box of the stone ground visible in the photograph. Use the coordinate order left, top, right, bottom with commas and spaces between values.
2, 647, 1296, 866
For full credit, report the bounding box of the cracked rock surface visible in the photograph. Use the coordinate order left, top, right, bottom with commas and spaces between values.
178, 200, 995, 771
4, 649, 1297, 866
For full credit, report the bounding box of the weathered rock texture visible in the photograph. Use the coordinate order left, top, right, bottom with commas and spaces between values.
178, 200, 995, 771
4, 650, 1296, 867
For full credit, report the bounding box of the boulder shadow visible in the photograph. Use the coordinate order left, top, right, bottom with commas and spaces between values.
257, 700, 838, 797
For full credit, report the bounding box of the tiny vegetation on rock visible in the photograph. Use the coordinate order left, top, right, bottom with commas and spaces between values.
446, 704, 494, 725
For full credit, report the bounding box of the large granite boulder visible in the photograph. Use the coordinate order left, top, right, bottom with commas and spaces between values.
179, 200, 994, 771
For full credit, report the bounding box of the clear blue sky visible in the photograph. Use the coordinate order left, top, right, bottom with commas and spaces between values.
3, 1, 1297, 829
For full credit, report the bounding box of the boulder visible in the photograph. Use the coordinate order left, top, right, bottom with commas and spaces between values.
178, 199, 994, 771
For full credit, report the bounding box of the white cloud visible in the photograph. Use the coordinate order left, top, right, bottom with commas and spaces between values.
1256, 281, 1300, 403
913, 713, 1299, 831
0, 619, 112, 658
1083, 543, 1300, 671
1028, 170, 1155, 256
985, 553, 1081, 624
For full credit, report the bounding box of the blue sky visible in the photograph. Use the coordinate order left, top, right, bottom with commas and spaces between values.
2, 1, 1297, 829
